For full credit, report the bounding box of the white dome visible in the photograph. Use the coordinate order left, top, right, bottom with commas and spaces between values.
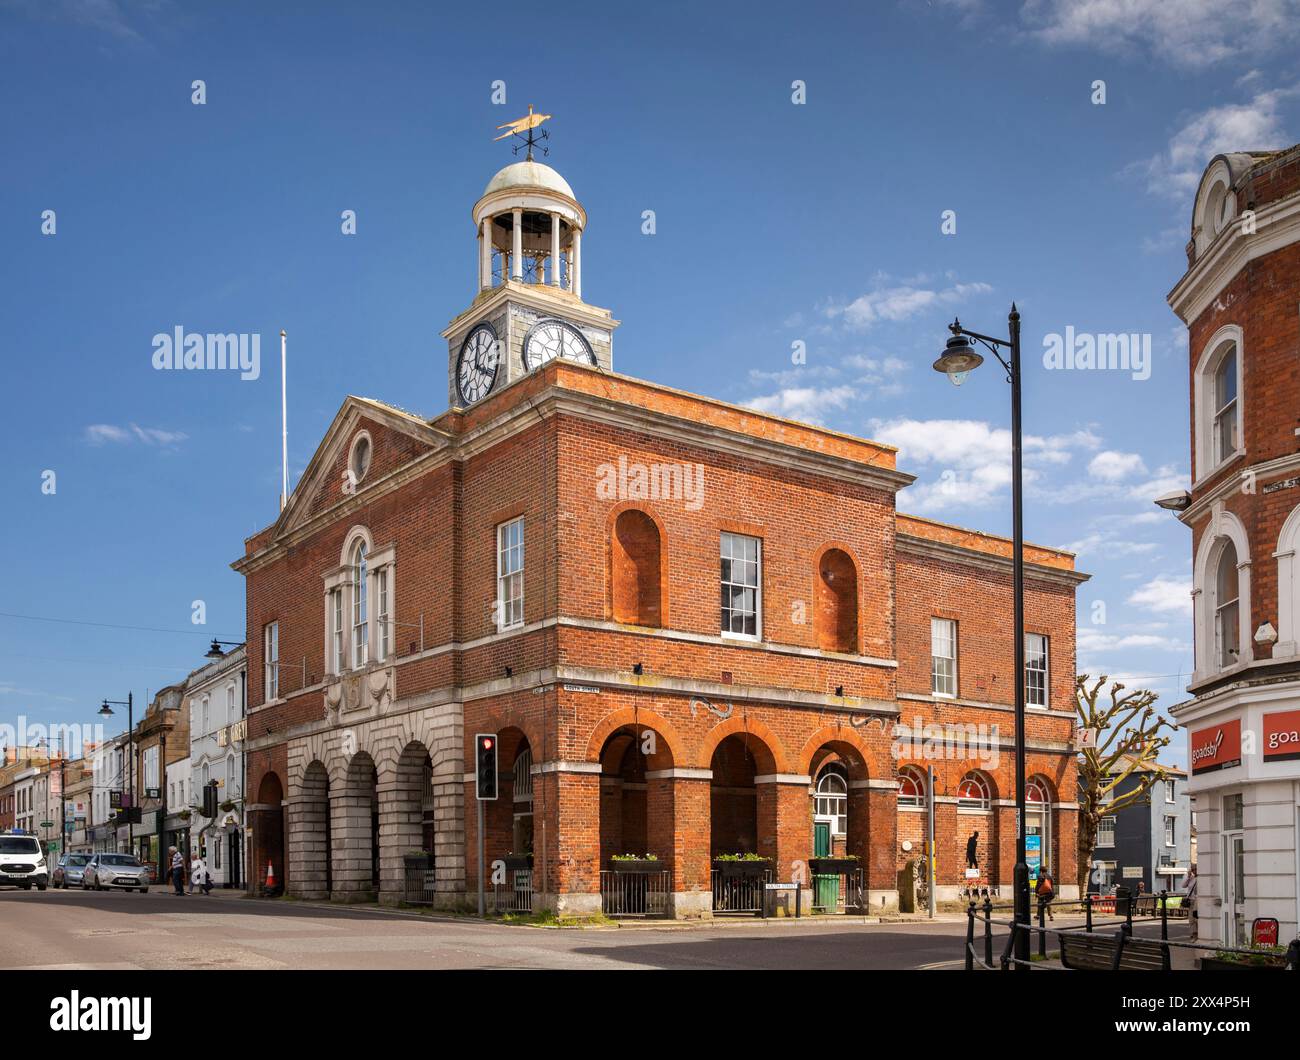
483, 160, 575, 200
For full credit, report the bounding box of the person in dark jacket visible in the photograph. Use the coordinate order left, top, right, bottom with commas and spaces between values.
965, 831, 979, 869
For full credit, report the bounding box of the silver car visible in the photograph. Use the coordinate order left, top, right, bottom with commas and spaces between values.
53, 853, 91, 888
82, 853, 150, 892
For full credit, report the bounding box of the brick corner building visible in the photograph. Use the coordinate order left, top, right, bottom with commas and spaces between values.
233, 153, 1087, 917
1166, 143, 1300, 946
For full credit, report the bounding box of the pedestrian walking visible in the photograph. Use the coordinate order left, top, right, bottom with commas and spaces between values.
169, 846, 186, 896
1185, 867, 1198, 941
194, 854, 213, 896
189, 852, 202, 895
1035, 867, 1055, 921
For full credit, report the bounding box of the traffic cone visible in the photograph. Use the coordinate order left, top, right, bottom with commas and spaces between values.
265, 859, 276, 891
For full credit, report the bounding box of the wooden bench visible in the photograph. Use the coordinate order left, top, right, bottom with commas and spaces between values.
1059, 931, 1170, 971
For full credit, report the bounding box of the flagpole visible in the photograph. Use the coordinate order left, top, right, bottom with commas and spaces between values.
280, 329, 288, 512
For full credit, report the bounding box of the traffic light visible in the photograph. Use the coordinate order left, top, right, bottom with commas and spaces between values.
202, 780, 218, 818
475, 733, 498, 801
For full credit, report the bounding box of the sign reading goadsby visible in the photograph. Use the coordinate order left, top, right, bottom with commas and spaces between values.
1190, 719, 1243, 775
1263, 709, 1300, 763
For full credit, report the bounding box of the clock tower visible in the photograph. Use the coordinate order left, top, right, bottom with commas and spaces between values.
443, 129, 618, 409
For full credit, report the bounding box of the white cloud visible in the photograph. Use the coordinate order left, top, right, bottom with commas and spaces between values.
744, 385, 858, 425
1077, 628, 1188, 654
1135, 89, 1295, 198
1022, 0, 1300, 68
85, 422, 188, 447
871, 417, 1100, 512
1128, 576, 1193, 615
825, 281, 992, 331
1088, 450, 1147, 481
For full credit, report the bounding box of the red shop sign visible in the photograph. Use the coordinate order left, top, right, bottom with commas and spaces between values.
1263, 709, 1300, 762
1190, 719, 1242, 774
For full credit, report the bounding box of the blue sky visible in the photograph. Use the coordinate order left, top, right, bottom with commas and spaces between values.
2, 0, 1298, 761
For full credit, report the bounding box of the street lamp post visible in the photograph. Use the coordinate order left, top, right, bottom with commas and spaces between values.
934, 304, 1030, 969
99, 694, 134, 853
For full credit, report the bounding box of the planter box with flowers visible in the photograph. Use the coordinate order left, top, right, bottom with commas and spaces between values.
712, 854, 774, 878
1199, 949, 1286, 971
610, 854, 663, 873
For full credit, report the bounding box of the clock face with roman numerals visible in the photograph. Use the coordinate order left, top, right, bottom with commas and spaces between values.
522, 318, 596, 372
456, 323, 500, 405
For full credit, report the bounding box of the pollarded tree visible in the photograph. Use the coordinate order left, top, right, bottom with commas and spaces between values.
1074, 674, 1176, 896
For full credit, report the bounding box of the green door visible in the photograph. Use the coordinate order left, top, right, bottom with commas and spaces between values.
812, 821, 838, 911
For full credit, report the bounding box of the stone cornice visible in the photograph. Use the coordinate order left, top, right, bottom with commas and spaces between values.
1167, 192, 1300, 323
1180, 450, 1300, 528
895, 533, 1090, 589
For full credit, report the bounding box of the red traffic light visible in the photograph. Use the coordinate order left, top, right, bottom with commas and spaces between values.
481, 737, 494, 750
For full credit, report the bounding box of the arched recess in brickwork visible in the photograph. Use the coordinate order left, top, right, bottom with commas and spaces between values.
708, 731, 778, 859
697, 716, 787, 774
586, 707, 686, 769
803, 731, 872, 863
608, 505, 667, 627
597, 722, 678, 869
1026, 775, 1055, 879
252, 771, 284, 896
813, 544, 860, 653
476, 727, 533, 883
333, 751, 379, 900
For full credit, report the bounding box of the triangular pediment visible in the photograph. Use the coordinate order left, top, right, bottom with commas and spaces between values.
270, 396, 449, 541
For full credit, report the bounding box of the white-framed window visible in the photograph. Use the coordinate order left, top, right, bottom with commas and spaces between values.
143, 746, 159, 790
1215, 539, 1241, 668
226, 754, 237, 798
1194, 327, 1244, 480
956, 771, 990, 812
720, 532, 761, 639
1097, 815, 1116, 847
201, 695, 210, 734
225, 683, 235, 727
201, 761, 210, 788
1165, 779, 1176, 804
1212, 347, 1239, 466
814, 769, 848, 835
351, 540, 369, 668
931, 617, 957, 697
1164, 815, 1176, 847
897, 765, 927, 809
348, 430, 372, 486
264, 621, 279, 700
1224, 791, 1244, 830
497, 517, 525, 631
1025, 633, 1048, 708
330, 588, 345, 675
376, 563, 390, 662
214, 838, 222, 870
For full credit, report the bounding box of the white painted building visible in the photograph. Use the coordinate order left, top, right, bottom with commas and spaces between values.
185, 644, 247, 887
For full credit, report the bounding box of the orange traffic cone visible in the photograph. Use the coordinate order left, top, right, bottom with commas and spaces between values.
265, 859, 276, 891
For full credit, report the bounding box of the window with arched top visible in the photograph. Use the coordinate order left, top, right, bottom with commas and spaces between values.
897, 766, 927, 808
1194, 326, 1243, 481
814, 768, 848, 835
351, 539, 369, 669
611, 509, 662, 626
1026, 778, 1050, 805
957, 771, 991, 811
1215, 539, 1241, 668
816, 548, 858, 653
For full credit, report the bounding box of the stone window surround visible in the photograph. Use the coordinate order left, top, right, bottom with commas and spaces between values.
1192, 324, 1245, 489
1192, 505, 1252, 682
323, 525, 396, 678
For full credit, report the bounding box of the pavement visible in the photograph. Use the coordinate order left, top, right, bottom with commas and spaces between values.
0, 886, 1198, 971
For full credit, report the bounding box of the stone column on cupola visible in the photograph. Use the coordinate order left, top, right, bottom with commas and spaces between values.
511, 207, 523, 281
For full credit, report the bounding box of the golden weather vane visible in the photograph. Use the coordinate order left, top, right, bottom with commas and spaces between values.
494, 103, 552, 161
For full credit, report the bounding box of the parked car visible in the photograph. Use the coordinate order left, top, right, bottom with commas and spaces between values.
82, 853, 150, 892
0, 832, 49, 890
52, 853, 92, 888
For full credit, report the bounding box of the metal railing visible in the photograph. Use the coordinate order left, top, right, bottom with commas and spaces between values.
711, 868, 773, 916
403, 860, 437, 906
488, 868, 533, 915
600, 870, 671, 918
963, 890, 1296, 971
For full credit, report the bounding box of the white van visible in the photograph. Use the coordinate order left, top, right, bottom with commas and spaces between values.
0, 832, 49, 890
